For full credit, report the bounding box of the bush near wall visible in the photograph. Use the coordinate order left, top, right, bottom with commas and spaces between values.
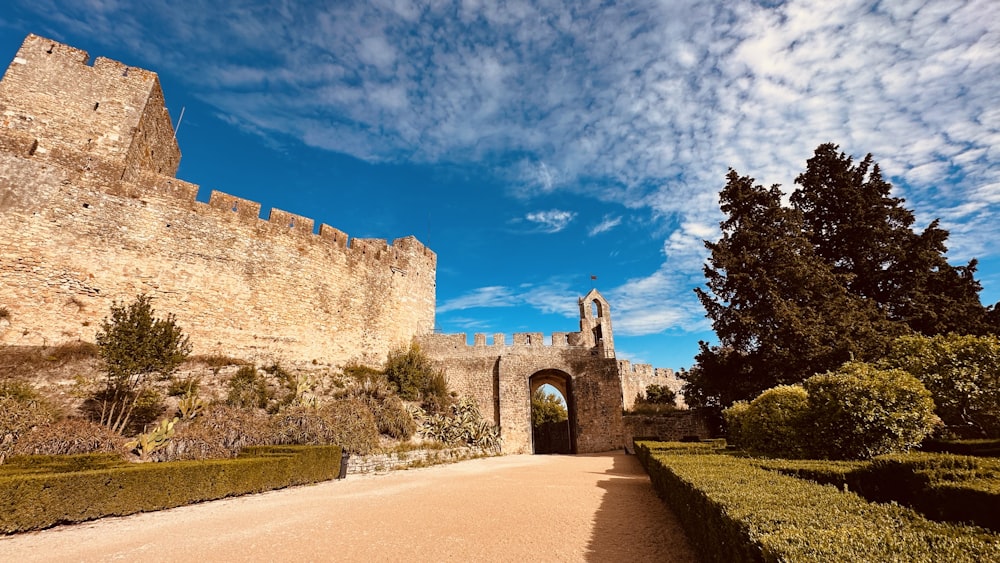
755, 453, 1000, 533
0, 445, 341, 533
634, 442, 1000, 563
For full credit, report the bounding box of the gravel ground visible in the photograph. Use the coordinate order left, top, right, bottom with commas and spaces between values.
0, 452, 696, 562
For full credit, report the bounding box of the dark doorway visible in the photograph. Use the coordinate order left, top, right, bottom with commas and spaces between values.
529, 370, 576, 454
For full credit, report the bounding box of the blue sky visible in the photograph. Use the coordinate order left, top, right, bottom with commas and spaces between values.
3, 1, 998, 372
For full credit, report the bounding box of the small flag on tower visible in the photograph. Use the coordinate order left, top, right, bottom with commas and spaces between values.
591, 275, 597, 280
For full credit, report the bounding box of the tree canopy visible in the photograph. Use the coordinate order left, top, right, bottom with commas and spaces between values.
685, 144, 997, 407
531, 388, 568, 427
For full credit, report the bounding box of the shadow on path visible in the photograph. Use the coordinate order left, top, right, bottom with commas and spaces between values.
584, 453, 697, 563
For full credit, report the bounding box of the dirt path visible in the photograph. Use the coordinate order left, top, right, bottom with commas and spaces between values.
0, 452, 696, 562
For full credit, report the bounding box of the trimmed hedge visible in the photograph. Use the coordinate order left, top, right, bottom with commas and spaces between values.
635, 441, 1000, 562
0, 445, 341, 533
922, 439, 1000, 458
755, 453, 1000, 532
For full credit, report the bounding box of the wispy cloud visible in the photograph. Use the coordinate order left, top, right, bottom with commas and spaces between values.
588, 214, 622, 236
436, 286, 518, 314
524, 210, 576, 233
22, 0, 1000, 333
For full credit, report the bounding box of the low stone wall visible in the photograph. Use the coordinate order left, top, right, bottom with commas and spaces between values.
623, 411, 713, 445
345, 447, 485, 475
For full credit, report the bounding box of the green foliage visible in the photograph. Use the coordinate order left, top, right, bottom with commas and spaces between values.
792, 143, 991, 336
0, 446, 341, 533
691, 169, 893, 405
383, 343, 452, 413
176, 383, 205, 420
643, 384, 676, 405
125, 417, 177, 461
689, 144, 997, 406
881, 333, 1000, 438
225, 365, 269, 409
634, 442, 1000, 562
804, 362, 939, 460
94, 294, 191, 434
531, 388, 568, 427
413, 398, 502, 452
729, 385, 809, 458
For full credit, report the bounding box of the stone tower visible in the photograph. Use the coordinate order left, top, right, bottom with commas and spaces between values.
578, 288, 615, 358
0, 34, 180, 187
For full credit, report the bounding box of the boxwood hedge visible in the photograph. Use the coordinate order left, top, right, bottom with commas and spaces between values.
635, 441, 1000, 562
0, 445, 341, 533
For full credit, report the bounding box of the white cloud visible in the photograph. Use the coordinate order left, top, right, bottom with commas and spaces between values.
587, 215, 622, 236
524, 209, 576, 233
436, 286, 517, 313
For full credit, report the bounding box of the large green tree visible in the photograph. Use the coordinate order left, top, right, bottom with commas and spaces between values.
690, 170, 892, 404
791, 143, 990, 335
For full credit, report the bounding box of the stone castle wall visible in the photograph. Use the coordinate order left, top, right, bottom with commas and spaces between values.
0, 35, 435, 367
417, 331, 626, 455
619, 361, 686, 410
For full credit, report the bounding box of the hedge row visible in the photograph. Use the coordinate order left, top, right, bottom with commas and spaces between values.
0, 445, 342, 533
635, 441, 1000, 562
755, 452, 1000, 532
921, 439, 1000, 458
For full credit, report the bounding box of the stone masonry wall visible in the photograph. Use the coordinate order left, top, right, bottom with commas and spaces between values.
619, 360, 687, 410
622, 411, 712, 444
0, 35, 435, 368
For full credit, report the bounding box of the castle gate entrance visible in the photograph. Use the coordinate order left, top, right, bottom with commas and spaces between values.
529, 370, 575, 454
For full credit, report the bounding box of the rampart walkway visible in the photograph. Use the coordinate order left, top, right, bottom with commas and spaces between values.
0, 452, 696, 562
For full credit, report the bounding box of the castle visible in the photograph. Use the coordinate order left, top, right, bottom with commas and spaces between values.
0, 35, 684, 454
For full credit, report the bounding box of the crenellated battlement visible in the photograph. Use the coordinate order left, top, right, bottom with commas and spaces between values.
0, 34, 436, 368
419, 330, 594, 354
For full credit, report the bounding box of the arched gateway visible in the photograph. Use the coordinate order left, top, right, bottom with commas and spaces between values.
416, 289, 629, 454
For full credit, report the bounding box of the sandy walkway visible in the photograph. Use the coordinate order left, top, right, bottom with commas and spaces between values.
0, 452, 696, 562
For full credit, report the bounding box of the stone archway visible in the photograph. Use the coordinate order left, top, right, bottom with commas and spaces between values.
529, 369, 576, 454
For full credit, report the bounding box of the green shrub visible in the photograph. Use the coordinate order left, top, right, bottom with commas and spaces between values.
721, 400, 749, 448
881, 334, 1000, 438
94, 294, 191, 434
226, 365, 269, 409
644, 384, 676, 405
383, 344, 452, 413
741, 384, 809, 458
804, 362, 939, 459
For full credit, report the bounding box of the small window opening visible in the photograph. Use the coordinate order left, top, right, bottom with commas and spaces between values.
289, 220, 295, 228
28, 140, 37, 156
526, 335, 532, 345
93, 102, 99, 111
82, 203, 90, 209
231, 203, 239, 212
122, 68, 129, 77
591, 301, 599, 318
47, 44, 54, 54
